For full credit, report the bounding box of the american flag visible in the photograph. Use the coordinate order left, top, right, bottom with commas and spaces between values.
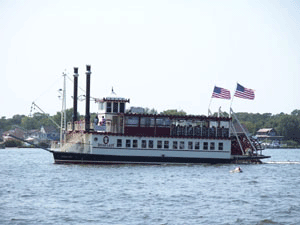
234, 83, 255, 100
212, 86, 231, 100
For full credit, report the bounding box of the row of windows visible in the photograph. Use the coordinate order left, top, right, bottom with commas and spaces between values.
116, 139, 224, 151
106, 102, 125, 113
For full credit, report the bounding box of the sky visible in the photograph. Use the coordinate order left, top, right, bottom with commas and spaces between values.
1, 0, 300, 119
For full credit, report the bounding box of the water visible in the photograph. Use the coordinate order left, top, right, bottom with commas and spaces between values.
1, 148, 300, 225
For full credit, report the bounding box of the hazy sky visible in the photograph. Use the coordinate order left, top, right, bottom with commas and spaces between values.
1, 0, 300, 118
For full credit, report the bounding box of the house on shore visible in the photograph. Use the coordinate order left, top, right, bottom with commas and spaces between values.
2, 128, 26, 142
40, 126, 60, 142
2, 126, 59, 146
256, 128, 283, 148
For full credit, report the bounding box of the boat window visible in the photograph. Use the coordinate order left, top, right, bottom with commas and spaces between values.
148, 140, 154, 148
195, 142, 200, 150
107, 102, 112, 113
156, 117, 171, 127
164, 141, 169, 149
210, 121, 218, 128
188, 141, 193, 150
218, 142, 223, 150
99, 102, 104, 110
113, 102, 118, 113
210, 142, 215, 150
126, 139, 131, 148
117, 139, 122, 147
173, 141, 178, 150
180, 141, 185, 150
140, 117, 155, 127
157, 140, 162, 149
133, 140, 138, 148
220, 121, 230, 128
203, 142, 208, 150
94, 137, 98, 142
142, 140, 147, 148
125, 116, 139, 127
120, 103, 125, 113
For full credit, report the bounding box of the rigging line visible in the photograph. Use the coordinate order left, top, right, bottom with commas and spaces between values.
33, 75, 62, 102
66, 75, 99, 101
66, 75, 86, 93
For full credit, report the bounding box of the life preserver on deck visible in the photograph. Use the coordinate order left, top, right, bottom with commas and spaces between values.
103, 136, 109, 144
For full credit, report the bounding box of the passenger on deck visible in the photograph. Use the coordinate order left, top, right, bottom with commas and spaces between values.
100, 116, 106, 126
94, 116, 99, 126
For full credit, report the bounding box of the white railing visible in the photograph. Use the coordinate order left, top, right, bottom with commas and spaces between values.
67, 121, 106, 132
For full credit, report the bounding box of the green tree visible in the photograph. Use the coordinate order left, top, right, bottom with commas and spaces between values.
160, 109, 187, 116
52, 108, 80, 126
5, 139, 23, 147
291, 109, 300, 117
10, 114, 26, 125
144, 108, 158, 114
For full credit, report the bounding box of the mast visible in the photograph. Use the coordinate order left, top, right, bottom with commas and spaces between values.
60, 72, 67, 148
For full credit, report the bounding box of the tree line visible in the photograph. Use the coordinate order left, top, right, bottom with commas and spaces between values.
1, 109, 299, 144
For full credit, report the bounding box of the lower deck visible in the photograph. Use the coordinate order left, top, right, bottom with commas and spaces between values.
57, 132, 269, 164
53, 151, 233, 164
64, 133, 232, 159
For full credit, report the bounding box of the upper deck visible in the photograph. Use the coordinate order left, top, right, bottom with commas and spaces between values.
68, 113, 231, 140
67, 89, 231, 139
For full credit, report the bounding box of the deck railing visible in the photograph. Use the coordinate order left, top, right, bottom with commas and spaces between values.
67, 121, 106, 132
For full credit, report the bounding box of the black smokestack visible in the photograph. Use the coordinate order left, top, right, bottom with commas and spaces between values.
73, 67, 79, 130
85, 65, 91, 132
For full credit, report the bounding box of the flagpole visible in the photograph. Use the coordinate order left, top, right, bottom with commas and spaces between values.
230, 83, 237, 117
208, 86, 215, 116
208, 96, 213, 116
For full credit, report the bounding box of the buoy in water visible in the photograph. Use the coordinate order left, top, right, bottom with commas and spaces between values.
230, 167, 243, 173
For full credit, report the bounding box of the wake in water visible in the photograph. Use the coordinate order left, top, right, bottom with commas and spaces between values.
265, 161, 300, 164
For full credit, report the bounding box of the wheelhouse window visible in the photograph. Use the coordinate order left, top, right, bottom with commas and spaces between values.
164, 141, 169, 149
99, 102, 104, 110
203, 142, 208, 150
142, 140, 147, 148
195, 142, 200, 150
117, 139, 122, 147
188, 141, 193, 150
133, 140, 138, 148
173, 141, 178, 150
157, 140, 162, 149
106, 102, 112, 113
120, 103, 125, 113
180, 141, 185, 150
148, 140, 154, 148
218, 142, 223, 150
113, 102, 118, 113
126, 139, 131, 148
210, 142, 215, 150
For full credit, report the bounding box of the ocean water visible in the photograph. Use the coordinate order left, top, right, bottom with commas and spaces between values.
1, 148, 300, 225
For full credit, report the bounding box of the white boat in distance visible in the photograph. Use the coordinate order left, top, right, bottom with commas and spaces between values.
52, 65, 270, 165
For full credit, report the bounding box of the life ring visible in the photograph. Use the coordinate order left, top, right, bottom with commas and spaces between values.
103, 136, 109, 144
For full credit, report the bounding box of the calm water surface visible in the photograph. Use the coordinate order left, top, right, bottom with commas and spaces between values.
1, 148, 300, 225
